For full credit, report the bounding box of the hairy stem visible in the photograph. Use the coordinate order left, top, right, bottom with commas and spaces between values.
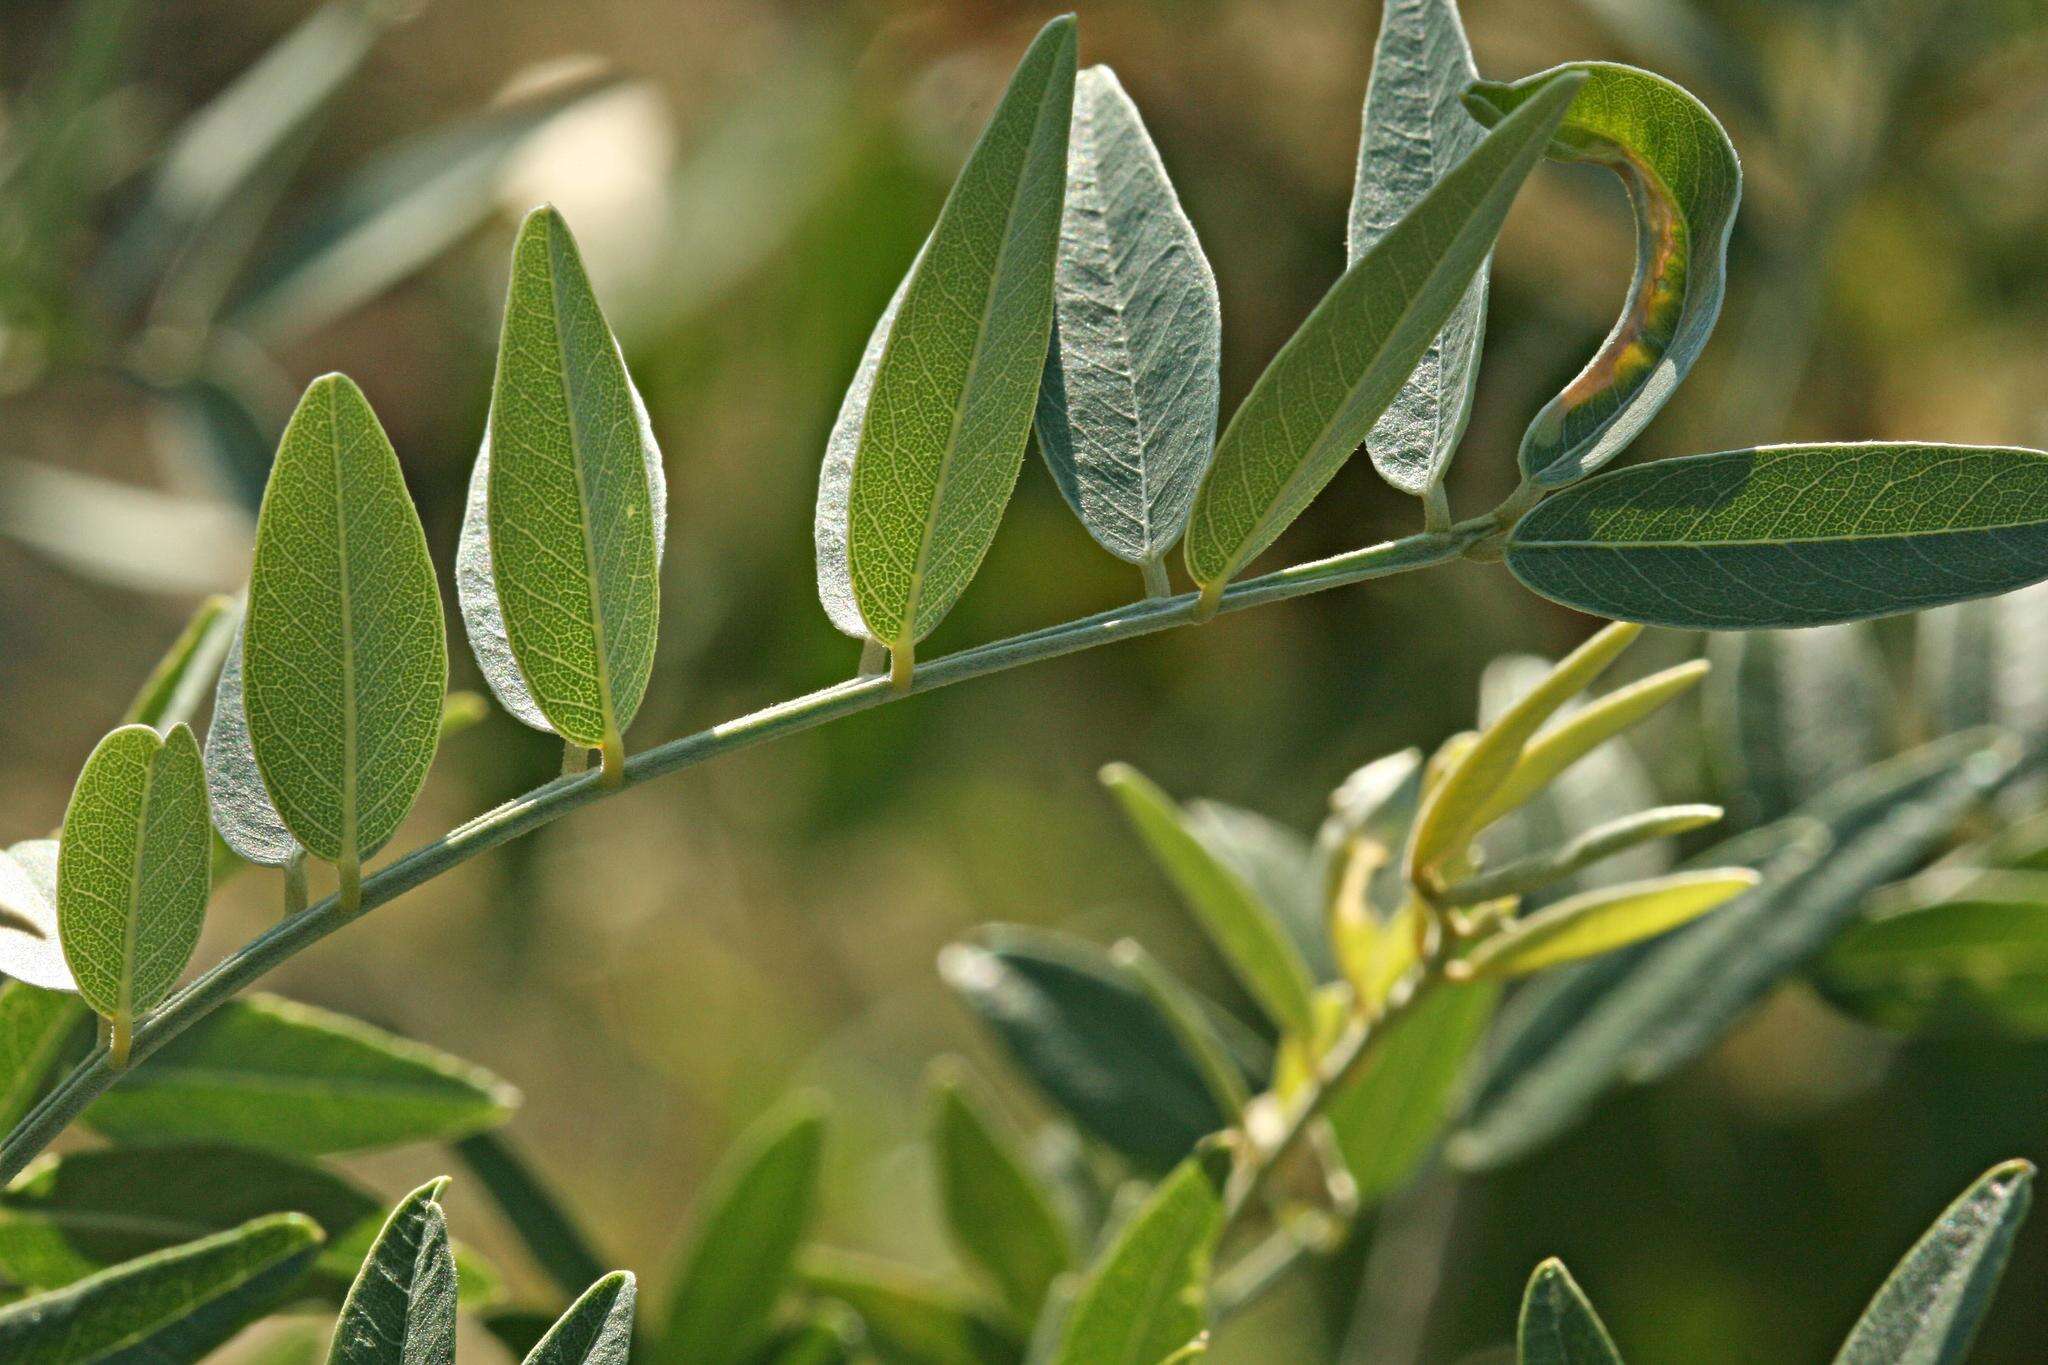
0, 522, 1485, 1181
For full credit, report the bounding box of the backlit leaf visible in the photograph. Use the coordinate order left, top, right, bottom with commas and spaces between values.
242, 374, 447, 879
1466, 63, 1739, 489
526, 1271, 636, 1365
1505, 444, 2048, 628
930, 1069, 1072, 1322
467, 205, 663, 759
1444, 805, 1722, 906
1050, 1158, 1222, 1365
1035, 65, 1219, 568
82, 993, 518, 1154
1349, 0, 1489, 497
0, 841, 75, 993
1834, 1161, 2032, 1365
837, 17, 1077, 678
329, 1179, 456, 1365
1454, 869, 1758, 979
56, 723, 210, 1059
1815, 896, 2048, 1037
0, 1212, 321, 1364
1182, 72, 1583, 604
1519, 1259, 1622, 1365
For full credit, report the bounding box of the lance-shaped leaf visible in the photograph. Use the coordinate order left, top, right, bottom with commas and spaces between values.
0, 1212, 322, 1364
527, 1271, 636, 1365
1101, 764, 1317, 1036
1815, 896, 2048, 1038
0, 979, 84, 1134
56, 723, 210, 1063
1834, 1161, 2032, 1365
930, 1069, 1072, 1322
1705, 625, 1890, 827
207, 618, 300, 868
469, 205, 662, 763
330, 1179, 457, 1365
1519, 1259, 1622, 1365
0, 841, 74, 993
1453, 868, 1757, 979
1444, 805, 1722, 907
1505, 444, 2048, 629
1466, 63, 1740, 490
122, 593, 239, 732
836, 17, 1076, 681
1050, 1158, 1222, 1365
82, 993, 518, 1154
242, 374, 447, 886
658, 1097, 825, 1365
1034, 64, 1219, 570
1348, 0, 1489, 498
1183, 72, 1583, 605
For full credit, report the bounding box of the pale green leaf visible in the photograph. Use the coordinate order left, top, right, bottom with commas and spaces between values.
1050, 1159, 1222, 1365
243, 374, 447, 870
930, 1070, 1071, 1323
1101, 764, 1317, 1035
1704, 625, 1889, 826
1834, 1161, 2032, 1365
0, 1212, 321, 1365
526, 1271, 636, 1365
1457, 869, 1757, 979
798, 1249, 1022, 1365
1183, 71, 1583, 601
840, 17, 1077, 668
1445, 805, 1722, 907
473, 205, 662, 752
329, 1178, 456, 1365
1519, 1259, 1622, 1365
1505, 444, 2048, 628
659, 1097, 825, 1365
1815, 897, 2048, 1037
0, 841, 75, 993
56, 723, 210, 1043
1466, 63, 1739, 489
1349, 0, 1488, 497
82, 993, 518, 1154
1035, 64, 1219, 567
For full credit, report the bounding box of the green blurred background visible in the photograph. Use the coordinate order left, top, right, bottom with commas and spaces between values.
5, 0, 2048, 1358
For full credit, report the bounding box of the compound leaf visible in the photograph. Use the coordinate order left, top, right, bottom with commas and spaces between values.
1050, 1158, 1221, 1365
1519, 1259, 1622, 1365
1505, 444, 2048, 628
329, 1179, 456, 1365
526, 1271, 636, 1365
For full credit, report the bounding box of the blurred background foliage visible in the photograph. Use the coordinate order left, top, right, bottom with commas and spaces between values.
4, 0, 2048, 1359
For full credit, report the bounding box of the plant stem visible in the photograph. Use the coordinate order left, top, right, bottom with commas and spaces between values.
1141, 555, 1171, 599
0, 521, 1484, 1181
282, 848, 308, 919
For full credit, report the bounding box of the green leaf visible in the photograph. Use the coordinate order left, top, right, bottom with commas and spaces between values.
939, 929, 1230, 1172
1182, 70, 1583, 604
1447, 806, 1723, 907
1504, 444, 2048, 628
242, 373, 447, 879
929, 1069, 1072, 1322
1324, 979, 1497, 1206
0, 840, 76, 993
659, 1097, 826, 1365
1034, 64, 1219, 569
1349, 0, 1489, 497
82, 993, 518, 1154
206, 618, 301, 868
453, 1130, 608, 1302
835, 17, 1076, 675
1834, 1161, 2033, 1365
1704, 625, 1890, 827
1101, 764, 1318, 1035
1518, 1258, 1622, 1364
1110, 940, 1254, 1119
526, 1271, 636, 1365
1466, 63, 1739, 490
1456, 869, 1758, 979
0, 979, 85, 1133
467, 205, 663, 757
1179, 801, 1335, 982
0, 1212, 322, 1364
122, 593, 240, 732
799, 1249, 1023, 1365
329, 1178, 457, 1365
56, 722, 210, 1058
1050, 1158, 1222, 1365
1815, 896, 2048, 1037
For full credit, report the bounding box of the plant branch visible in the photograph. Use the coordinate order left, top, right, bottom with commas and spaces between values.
0, 519, 1490, 1182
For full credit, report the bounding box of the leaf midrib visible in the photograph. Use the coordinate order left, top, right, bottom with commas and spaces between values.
328, 388, 360, 868
117, 739, 160, 1028
1515, 519, 2048, 549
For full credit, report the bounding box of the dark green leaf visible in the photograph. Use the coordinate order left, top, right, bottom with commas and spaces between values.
1505, 444, 2048, 628
454, 1130, 608, 1301
1519, 1258, 1622, 1364
751, 1304, 861, 1365
1050, 1159, 1222, 1365
929, 1069, 1071, 1322
799, 1249, 1022, 1365
526, 1270, 635, 1365
329, 1178, 457, 1365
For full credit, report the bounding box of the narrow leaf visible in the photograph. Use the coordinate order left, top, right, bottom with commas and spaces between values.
1180, 801, 1334, 982
82, 993, 518, 1154
329, 1179, 457, 1365
453, 1130, 608, 1303
1815, 897, 2048, 1038
243, 374, 447, 877
1101, 764, 1317, 1035
56, 723, 210, 1059
1466, 63, 1740, 489
1035, 64, 1220, 566
1444, 805, 1722, 907
526, 1271, 636, 1365
1456, 869, 1757, 979
799, 1249, 1023, 1365
1834, 1161, 2032, 1365
1505, 444, 2048, 628
469, 205, 663, 757
1519, 1259, 1622, 1365
1349, 0, 1489, 496
1051, 1159, 1222, 1365
122, 593, 239, 732
1183, 71, 1584, 603
659, 1097, 825, 1365
1705, 625, 1889, 826
930, 1070, 1072, 1322
839, 17, 1077, 674
0, 1212, 321, 1364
